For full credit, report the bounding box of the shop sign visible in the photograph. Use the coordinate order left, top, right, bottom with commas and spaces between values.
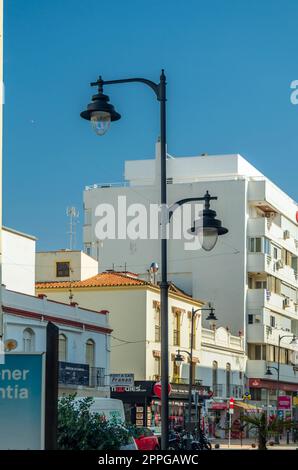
110, 373, 134, 387
293, 396, 298, 406
278, 395, 292, 410
211, 402, 227, 410
0, 353, 45, 450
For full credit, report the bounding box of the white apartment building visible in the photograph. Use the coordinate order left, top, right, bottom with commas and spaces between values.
83, 142, 298, 406
2, 228, 111, 397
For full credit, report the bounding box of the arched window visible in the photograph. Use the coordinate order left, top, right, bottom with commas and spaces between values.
23, 328, 35, 352
86, 339, 95, 367
226, 363, 231, 397
212, 361, 218, 394
58, 334, 67, 362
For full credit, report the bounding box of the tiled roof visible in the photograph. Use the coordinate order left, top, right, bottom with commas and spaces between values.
36, 272, 148, 289
36, 271, 198, 302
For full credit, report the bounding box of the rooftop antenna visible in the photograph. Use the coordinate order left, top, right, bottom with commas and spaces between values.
66, 207, 79, 250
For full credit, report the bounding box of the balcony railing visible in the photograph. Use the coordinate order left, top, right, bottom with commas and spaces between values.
171, 377, 202, 386
59, 361, 105, 387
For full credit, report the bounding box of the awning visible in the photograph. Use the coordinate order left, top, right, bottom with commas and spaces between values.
234, 401, 262, 413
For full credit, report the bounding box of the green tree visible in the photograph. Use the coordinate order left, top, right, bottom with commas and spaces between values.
57, 394, 131, 450
242, 412, 293, 450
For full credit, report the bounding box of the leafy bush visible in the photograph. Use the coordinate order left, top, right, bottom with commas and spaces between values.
57, 394, 131, 450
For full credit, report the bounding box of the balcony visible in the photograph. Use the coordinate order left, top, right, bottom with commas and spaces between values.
247, 360, 298, 384
58, 361, 106, 388
247, 289, 297, 318
248, 252, 297, 286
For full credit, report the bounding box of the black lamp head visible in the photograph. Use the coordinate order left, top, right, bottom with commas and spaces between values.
206, 308, 217, 322
80, 78, 121, 136
189, 191, 228, 251
80, 91, 121, 122
265, 367, 273, 376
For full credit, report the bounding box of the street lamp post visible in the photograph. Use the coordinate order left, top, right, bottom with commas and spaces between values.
80, 70, 228, 449
175, 305, 217, 449
265, 333, 297, 443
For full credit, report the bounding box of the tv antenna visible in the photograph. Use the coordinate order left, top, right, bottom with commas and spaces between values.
66, 206, 79, 250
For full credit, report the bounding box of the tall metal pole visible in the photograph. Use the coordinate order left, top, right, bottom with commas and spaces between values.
275, 335, 281, 444
45, 322, 59, 450
159, 69, 169, 451
187, 309, 195, 449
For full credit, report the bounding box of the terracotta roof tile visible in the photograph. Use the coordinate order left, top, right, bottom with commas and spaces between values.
36, 271, 200, 303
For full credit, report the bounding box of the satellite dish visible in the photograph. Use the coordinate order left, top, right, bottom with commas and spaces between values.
5, 339, 18, 352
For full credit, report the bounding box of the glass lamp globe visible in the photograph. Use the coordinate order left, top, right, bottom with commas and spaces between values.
90, 111, 111, 136
197, 226, 219, 251
175, 353, 184, 368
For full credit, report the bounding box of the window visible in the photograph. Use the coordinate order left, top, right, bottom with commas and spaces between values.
264, 238, 271, 255
212, 361, 218, 390
226, 363, 231, 397
56, 262, 70, 278
248, 314, 254, 324
173, 312, 181, 346
23, 328, 35, 352
86, 339, 95, 367
249, 237, 262, 253
154, 357, 161, 378
273, 247, 278, 260
239, 371, 243, 381
250, 388, 262, 401
247, 344, 265, 360
270, 316, 275, 328
155, 308, 161, 342
59, 334, 67, 362
255, 280, 267, 289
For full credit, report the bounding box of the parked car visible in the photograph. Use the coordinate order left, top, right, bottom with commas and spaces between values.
133, 427, 160, 450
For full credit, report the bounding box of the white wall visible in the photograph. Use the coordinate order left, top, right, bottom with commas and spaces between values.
83, 178, 247, 336
36, 250, 98, 282
2, 228, 36, 295
2, 287, 110, 376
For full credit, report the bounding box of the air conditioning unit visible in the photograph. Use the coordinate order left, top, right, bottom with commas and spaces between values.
255, 315, 261, 322
276, 260, 284, 270
283, 297, 291, 308
283, 230, 290, 240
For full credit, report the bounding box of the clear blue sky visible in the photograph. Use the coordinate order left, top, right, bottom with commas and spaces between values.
3, 0, 298, 250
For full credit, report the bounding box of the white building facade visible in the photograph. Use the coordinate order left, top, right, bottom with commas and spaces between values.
2, 228, 111, 397
83, 143, 298, 409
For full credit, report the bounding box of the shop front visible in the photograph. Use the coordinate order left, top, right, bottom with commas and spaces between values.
111, 380, 211, 431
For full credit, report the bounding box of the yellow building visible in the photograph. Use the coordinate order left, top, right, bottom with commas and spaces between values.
36, 270, 204, 382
